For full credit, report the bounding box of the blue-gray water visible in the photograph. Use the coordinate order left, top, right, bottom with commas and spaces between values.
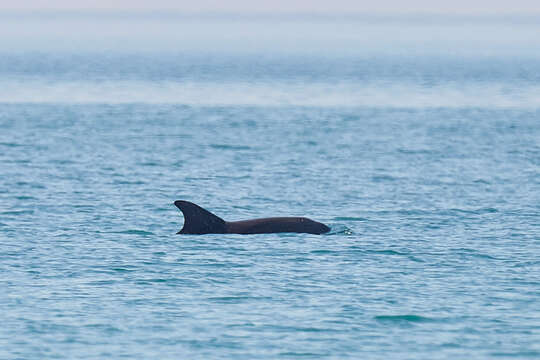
1, 12, 539, 359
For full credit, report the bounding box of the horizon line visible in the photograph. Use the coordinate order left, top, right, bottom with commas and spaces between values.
2, 9, 540, 21
3, 8, 540, 16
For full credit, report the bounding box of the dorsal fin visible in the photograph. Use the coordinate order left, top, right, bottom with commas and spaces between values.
174, 200, 227, 234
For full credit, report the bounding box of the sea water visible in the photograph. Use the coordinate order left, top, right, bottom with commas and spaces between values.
0, 12, 539, 359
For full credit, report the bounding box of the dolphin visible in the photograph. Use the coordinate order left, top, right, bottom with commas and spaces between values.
174, 200, 330, 235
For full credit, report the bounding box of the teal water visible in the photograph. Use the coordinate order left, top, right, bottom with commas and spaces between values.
1, 12, 540, 359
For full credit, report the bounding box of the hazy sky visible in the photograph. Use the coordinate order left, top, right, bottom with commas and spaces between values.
4, 0, 540, 14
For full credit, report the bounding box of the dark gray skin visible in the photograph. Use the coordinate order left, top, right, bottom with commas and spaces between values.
174, 200, 330, 235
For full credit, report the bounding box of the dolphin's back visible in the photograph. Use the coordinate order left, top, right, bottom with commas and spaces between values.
226, 217, 330, 235
174, 200, 330, 235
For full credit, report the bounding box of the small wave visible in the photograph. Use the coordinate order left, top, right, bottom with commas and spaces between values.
84, 324, 122, 333
279, 352, 326, 357
452, 248, 499, 260
333, 216, 367, 221
265, 325, 335, 333
208, 296, 271, 303
449, 207, 498, 215
15, 181, 45, 189
135, 278, 172, 285
371, 174, 399, 182
137, 161, 161, 166
374, 314, 435, 323
210, 144, 251, 150
87, 280, 117, 286
110, 267, 137, 272
367, 249, 408, 256
15, 196, 36, 200
2, 159, 31, 164
113, 230, 155, 236
48, 159, 75, 165
490, 351, 540, 358
73, 204, 94, 209
469, 253, 498, 260
397, 148, 433, 155
1, 210, 34, 216
0, 142, 26, 147
396, 209, 431, 216
310, 249, 338, 255
111, 180, 145, 185
408, 255, 425, 263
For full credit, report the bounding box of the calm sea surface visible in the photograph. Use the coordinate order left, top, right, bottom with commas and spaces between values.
1, 12, 539, 359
